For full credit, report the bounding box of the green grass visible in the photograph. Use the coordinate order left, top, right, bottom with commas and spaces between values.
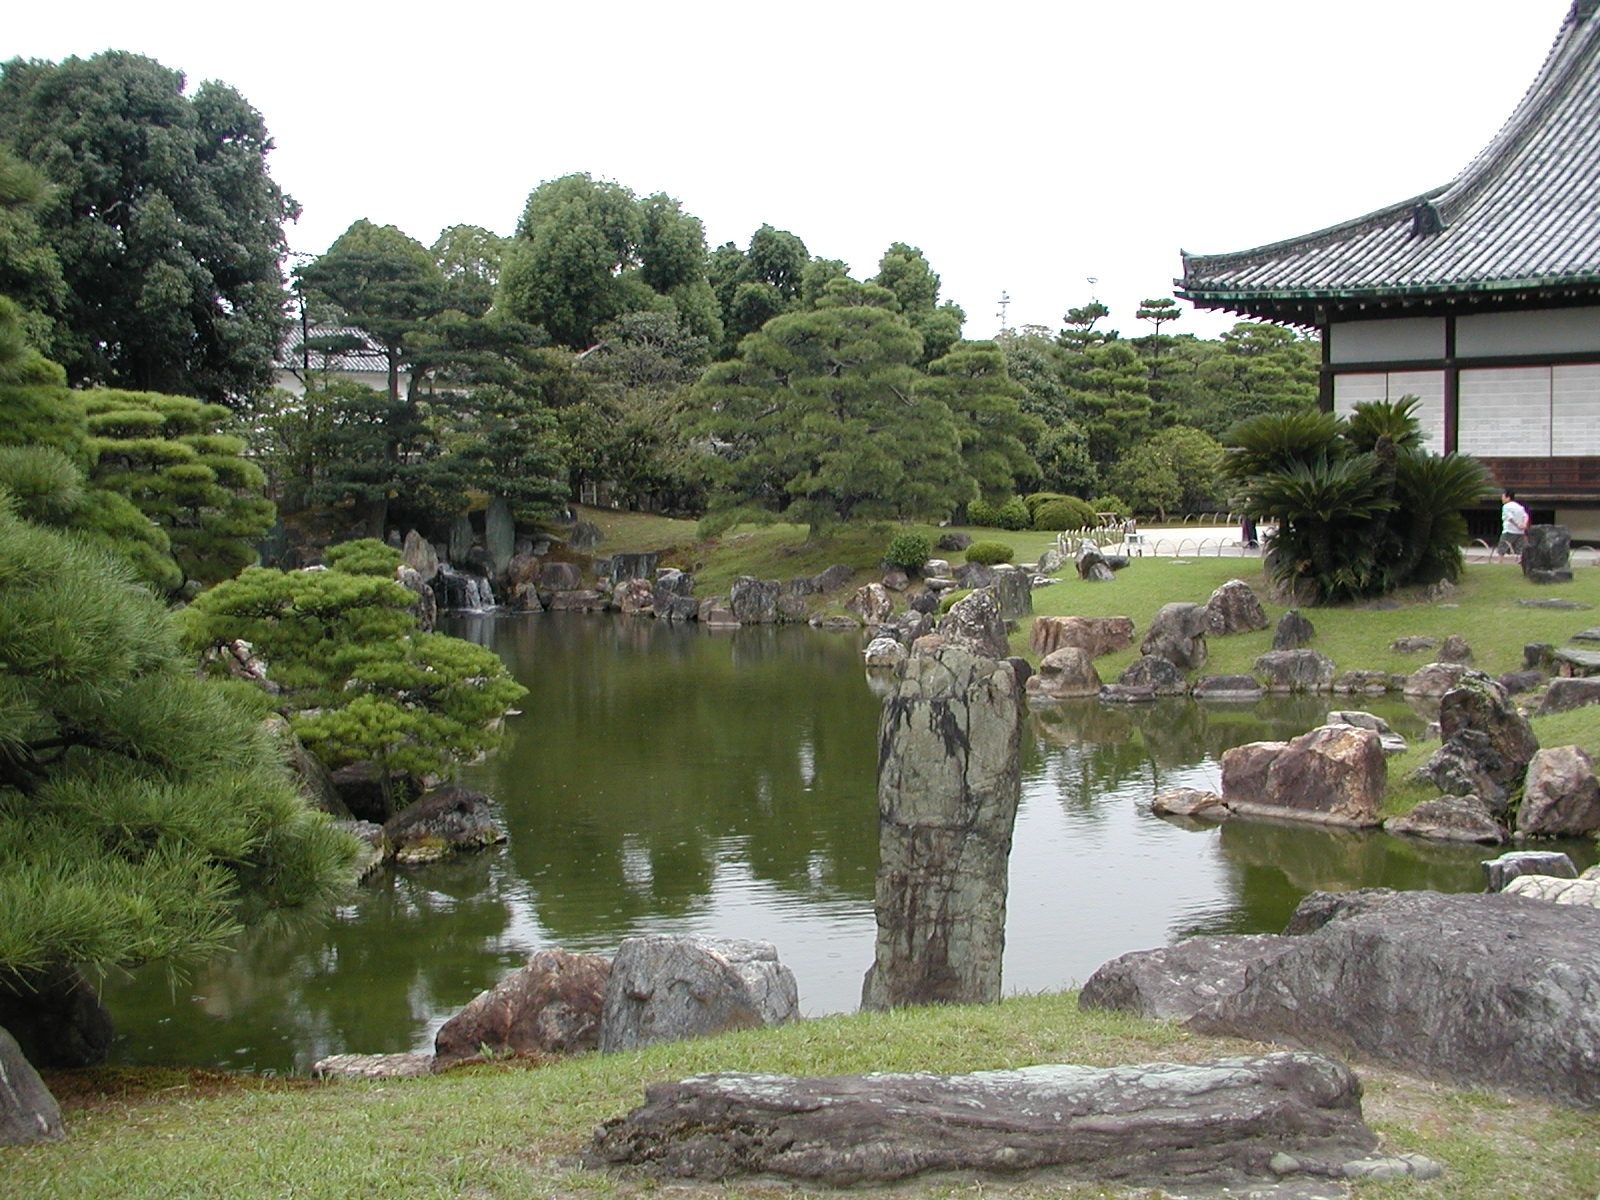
15, 993, 1600, 1199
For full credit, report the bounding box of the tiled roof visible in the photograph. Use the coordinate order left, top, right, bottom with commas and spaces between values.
1178, 2, 1600, 323
277, 323, 391, 374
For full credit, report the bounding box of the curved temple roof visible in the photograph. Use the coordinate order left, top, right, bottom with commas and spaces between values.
1178, 2, 1600, 325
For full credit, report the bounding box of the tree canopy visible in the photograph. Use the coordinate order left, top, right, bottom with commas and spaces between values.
0, 51, 297, 403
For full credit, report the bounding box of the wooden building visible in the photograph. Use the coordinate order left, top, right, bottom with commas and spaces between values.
1178, 1, 1600, 538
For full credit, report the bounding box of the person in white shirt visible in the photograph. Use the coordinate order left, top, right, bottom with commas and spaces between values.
1499, 490, 1530, 557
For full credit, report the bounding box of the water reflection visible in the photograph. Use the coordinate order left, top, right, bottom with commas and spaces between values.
99, 617, 1595, 1071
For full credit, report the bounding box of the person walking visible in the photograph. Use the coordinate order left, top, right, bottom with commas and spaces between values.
1499, 490, 1530, 559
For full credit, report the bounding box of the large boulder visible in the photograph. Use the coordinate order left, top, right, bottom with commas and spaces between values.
540, 560, 583, 591
1271, 609, 1315, 650
1517, 746, 1600, 838
1537, 676, 1600, 716
401, 529, 440, 582
728, 577, 780, 624
697, 597, 739, 627
1324, 710, 1406, 755
396, 564, 439, 632
1029, 615, 1134, 659
434, 949, 611, 1068
598, 936, 798, 1053
614, 577, 655, 615
955, 561, 997, 589
845, 583, 894, 626
1253, 649, 1335, 694
1115, 655, 1186, 695
1505, 871, 1600, 907
1181, 890, 1600, 1108
585, 1052, 1380, 1188
0, 1025, 64, 1145
1081, 935, 1294, 1020
1075, 541, 1114, 582
1403, 660, 1475, 697
1139, 603, 1208, 671
0, 967, 114, 1068
1483, 850, 1576, 892
863, 637, 909, 669
1417, 672, 1539, 809
1204, 579, 1268, 635
1522, 524, 1573, 584
863, 643, 1020, 1010
1024, 647, 1101, 701
811, 564, 854, 592
987, 565, 1033, 620
933, 589, 1010, 661
608, 551, 659, 585
1220, 726, 1385, 827
383, 785, 506, 864
1382, 795, 1506, 844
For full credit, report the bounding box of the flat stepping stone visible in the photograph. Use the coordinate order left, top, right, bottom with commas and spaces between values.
1570, 627, 1600, 642
587, 1052, 1379, 1188
1554, 647, 1600, 676
1517, 598, 1591, 610
312, 1052, 433, 1079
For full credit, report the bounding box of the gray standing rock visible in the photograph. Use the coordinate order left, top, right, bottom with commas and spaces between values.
614, 577, 656, 615
1253, 649, 1336, 693
845, 582, 894, 626
1383, 795, 1506, 843
987, 565, 1033, 620
1140, 602, 1209, 671
1204, 579, 1268, 634
728, 576, 780, 624
1029, 615, 1134, 659
598, 936, 798, 1053
1518, 746, 1600, 838
863, 637, 909, 669
1272, 609, 1315, 650
396, 564, 439, 632
1522, 524, 1573, 584
863, 643, 1021, 1010
934, 589, 1010, 660
1427, 672, 1539, 807
955, 561, 998, 589
1438, 634, 1473, 663
880, 567, 909, 592
484, 496, 515, 577
434, 949, 611, 1068
608, 552, 659, 585
401, 529, 440, 582
1404, 660, 1476, 697
1076, 541, 1114, 582
811, 563, 855, 592
0, 1025, 64, 1145
585, 1052, 1378, 1188
1024, 647, 1101, 701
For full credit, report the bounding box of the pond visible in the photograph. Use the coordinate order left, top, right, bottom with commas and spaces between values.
100, 613, 1589, 1072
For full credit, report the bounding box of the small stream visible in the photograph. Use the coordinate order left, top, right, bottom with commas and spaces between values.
99, 613, 1591, 1072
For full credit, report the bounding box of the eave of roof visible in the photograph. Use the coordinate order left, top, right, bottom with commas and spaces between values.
1178, 3, 1600, 321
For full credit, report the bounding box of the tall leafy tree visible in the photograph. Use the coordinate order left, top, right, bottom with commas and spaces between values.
0, 146, 65, 349
872, 242, 966, 363
924, 340, 1041, 500
692, 281, 966, 531
430, 224, 506, 317
0, 52, 298, 403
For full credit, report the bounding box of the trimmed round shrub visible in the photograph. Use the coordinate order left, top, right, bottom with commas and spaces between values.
1089, 494, 1128, 521
965, 541, 1014, 566
965, 496, 999, 527
1023, 492, 1069, 519
324, 537, 404, 577
938, 587, 972, 614
883, 532, 931, 573
1031, 495, 1098, 531
995, 496, 1031, 530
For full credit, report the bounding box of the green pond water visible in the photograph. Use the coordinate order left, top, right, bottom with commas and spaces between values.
100, 612, 1589, 1072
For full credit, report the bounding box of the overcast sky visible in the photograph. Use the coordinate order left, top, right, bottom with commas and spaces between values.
5, 1, 1577, 340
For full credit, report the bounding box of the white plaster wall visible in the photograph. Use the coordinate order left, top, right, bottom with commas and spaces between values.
1458, 367, 1552, 455
1456, 306, 1600, 358
1332, 370, 1445, 453
1328, 317, 1446, 364
1552, 364, 1600, 455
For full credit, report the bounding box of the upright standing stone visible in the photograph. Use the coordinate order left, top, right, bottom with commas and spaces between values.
401, 529, 440, 582
1522, 525, 1572, 584
0, 1025, 64, 1145
862, 643, 1022, 1010
448, 514, 474, 566
485, 496, 515, 578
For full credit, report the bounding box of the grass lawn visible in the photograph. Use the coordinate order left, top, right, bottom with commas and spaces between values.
14, 992, 1600, 1199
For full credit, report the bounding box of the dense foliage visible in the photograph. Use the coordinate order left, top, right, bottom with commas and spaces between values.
964, 541, 1014, 566
0, 485, 356, 989
0, 52, 297, 403
177, 543, 528, 781
1223, 398, 1489, 603
882, 533, 931, 572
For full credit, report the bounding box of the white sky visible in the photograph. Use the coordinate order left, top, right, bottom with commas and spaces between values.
4, 1, 1576, 341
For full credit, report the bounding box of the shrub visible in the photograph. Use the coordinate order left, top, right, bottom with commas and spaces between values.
1089, 494, 1128, 521
1031, 495, 1098, 531
965, 541, 1014, 566
965, 496, 999, 527
882, 532, 931, 572
995, 496, 1031, 530
324, 538, 403, 577
1023, 491, 1069, 518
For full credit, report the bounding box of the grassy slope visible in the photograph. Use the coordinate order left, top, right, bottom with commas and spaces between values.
15, 993, 1600, 1199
